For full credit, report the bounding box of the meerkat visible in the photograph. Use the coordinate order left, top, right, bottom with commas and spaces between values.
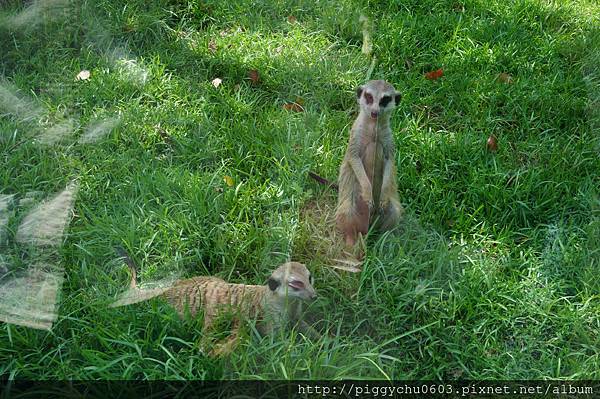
111, 249, 320, 357
335, 80, 404, 248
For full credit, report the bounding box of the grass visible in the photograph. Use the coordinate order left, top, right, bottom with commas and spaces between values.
0, 0, 599, 380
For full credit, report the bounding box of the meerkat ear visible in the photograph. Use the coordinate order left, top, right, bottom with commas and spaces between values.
268, 277, 280, 291
356, 86, 364, 99
394, 91, 402, 104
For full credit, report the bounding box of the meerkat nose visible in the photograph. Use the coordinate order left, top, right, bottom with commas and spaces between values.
370, 111, 379, 119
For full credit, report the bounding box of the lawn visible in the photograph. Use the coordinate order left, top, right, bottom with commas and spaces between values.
0, 0, 599, 380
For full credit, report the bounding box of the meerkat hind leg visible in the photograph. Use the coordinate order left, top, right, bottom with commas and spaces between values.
378, 196, 403, 232
297, 320, 322, 340
207, 318, 241, 357
377, 158, 403, 232
338, 196, 370, 245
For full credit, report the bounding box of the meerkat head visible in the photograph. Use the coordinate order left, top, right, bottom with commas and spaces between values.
267, 262, 317, 301
356, 80, 402, 120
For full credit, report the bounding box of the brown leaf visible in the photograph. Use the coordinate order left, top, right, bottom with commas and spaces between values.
497, 72, 513, 84
248, 69, 260, 84
208, 39, 217, 53
154, 125, 172, 144
287, 15, 297, 24
211, 78, 222, 88
75, 70, 90, 81
283, 101, 304, 112
123, 23, 135, 33
487, 135, 498, 152
424, 68, 444, 80
415, 159, 422, 173
452, 2, 465, 13
515, 234, 529, 244
506, 174, 516, 187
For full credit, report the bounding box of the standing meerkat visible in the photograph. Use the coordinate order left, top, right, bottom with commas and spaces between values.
336, 80, 404, 248
111, 250, 320, 357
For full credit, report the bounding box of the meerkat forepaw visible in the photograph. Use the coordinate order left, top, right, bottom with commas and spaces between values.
362, 191, 374, 210
379, 198, 389, 213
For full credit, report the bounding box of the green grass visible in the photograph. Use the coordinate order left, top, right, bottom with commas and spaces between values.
0, 0, 599, 379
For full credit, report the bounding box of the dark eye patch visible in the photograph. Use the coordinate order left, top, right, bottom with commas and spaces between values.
364, 92, 373, 104
379, 95, 391, 107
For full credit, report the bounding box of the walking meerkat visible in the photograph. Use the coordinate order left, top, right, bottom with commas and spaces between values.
111, 249, 320, 357
336, 80, 404, 248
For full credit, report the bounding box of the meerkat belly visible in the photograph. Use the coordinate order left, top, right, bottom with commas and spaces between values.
362, 141, 384, 206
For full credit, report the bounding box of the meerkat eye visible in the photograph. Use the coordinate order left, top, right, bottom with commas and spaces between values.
288, 280, 305, 291
364, 92, 373, 104
379, 95, 391, 107
309, 274, 314, 285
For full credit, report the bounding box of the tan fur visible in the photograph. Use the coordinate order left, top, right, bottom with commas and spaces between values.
336, 80, 404, 248
114, 259, 319, 357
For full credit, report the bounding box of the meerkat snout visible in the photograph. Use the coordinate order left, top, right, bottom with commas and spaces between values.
357, 81, 401, 121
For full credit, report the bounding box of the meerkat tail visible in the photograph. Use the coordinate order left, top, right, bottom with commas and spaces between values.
110, 286, 173, 308
308, 171, 339, 191
115, 246, 138, 289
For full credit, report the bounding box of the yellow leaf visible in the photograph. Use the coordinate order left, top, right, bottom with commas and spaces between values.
223, 175, 234, 187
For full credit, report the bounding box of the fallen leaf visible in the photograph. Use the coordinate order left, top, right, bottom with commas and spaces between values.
248, 69, 260, 84
452, 2, 465, 13
215, 187, 223, 193
450, 368, 464, 378
424, 68, 444, 80
497, 72, 513, 84
329, 259, 362, 273
208, 39, 217, 53
506, 174, 516, 187
234, 83, 241, 91
154, 125, 173, 144
515, 235, 529, 244
487, 135, 498, 152
211, 78, 222, 88
287, 15, 297, 24
274, 46, 283, 55
75, 70, 90, 81
283, 101, 304, 112
223, 175, 234, 187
